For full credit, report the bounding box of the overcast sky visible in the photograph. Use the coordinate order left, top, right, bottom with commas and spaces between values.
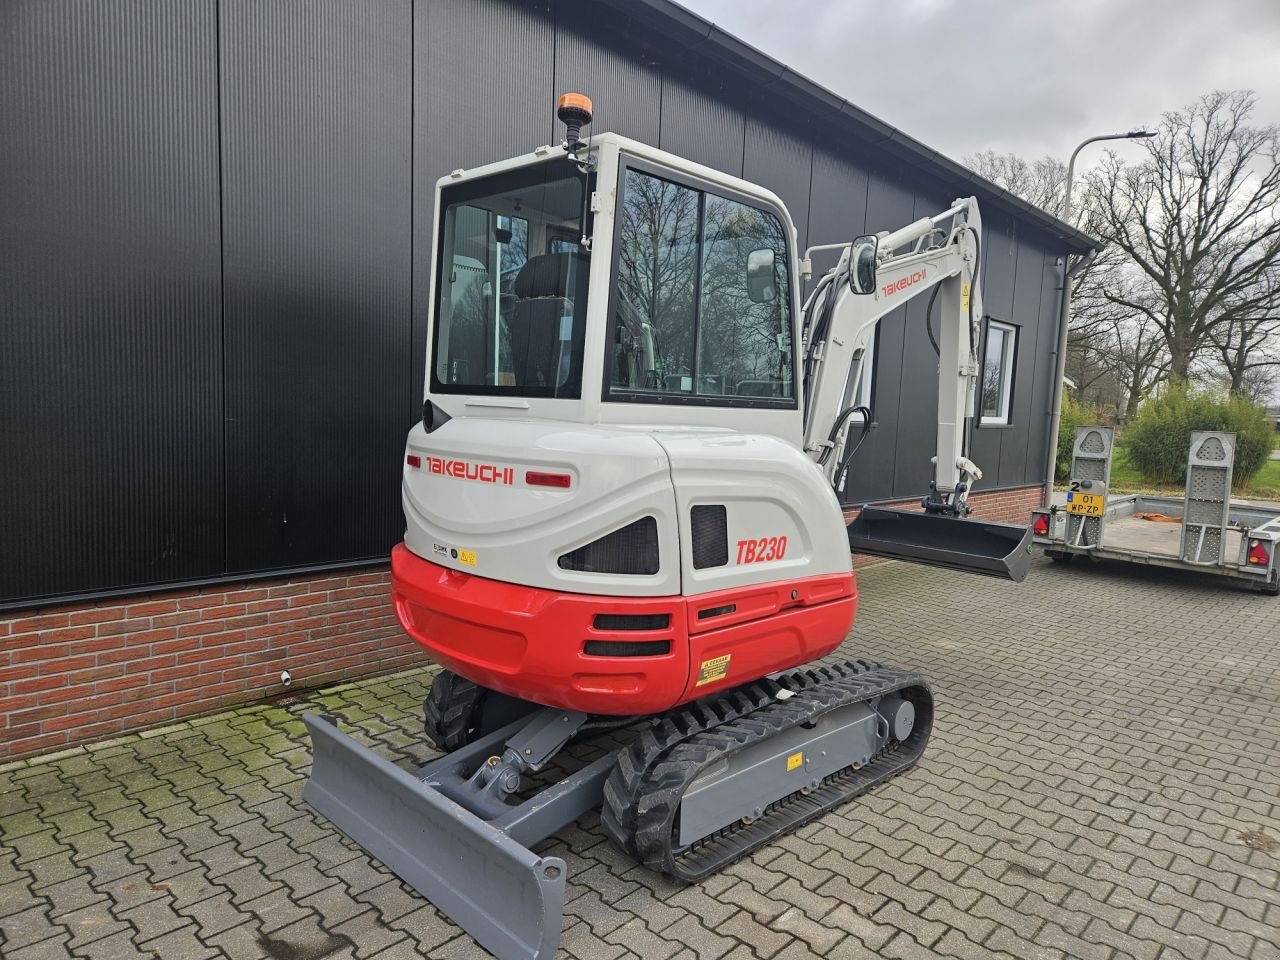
682, 0, 1280, 167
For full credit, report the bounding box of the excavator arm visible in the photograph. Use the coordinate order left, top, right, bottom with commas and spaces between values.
800, 197, 1032, 579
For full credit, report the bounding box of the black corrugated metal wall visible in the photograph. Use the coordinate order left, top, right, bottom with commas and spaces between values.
1, 0, 1067, 607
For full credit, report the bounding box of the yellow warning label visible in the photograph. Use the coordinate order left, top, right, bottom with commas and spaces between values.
695, 654, 731, 687
458, 549, 477, 567
786, 751, 804, 772
961, 283, 971, 311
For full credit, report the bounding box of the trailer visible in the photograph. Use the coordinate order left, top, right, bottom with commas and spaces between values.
1031, 427, 1280, 594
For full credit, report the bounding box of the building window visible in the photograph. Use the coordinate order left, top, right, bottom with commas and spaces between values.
609, 165, 793, 403
980, 319, 1017, 425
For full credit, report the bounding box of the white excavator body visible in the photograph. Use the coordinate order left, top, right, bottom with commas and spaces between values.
305, 100, 1034, 960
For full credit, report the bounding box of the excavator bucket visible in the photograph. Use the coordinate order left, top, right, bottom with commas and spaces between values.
303, 714, 572, 960
847, 505, 1033, 581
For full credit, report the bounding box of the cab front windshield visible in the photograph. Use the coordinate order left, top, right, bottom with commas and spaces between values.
431, 161, 589, 398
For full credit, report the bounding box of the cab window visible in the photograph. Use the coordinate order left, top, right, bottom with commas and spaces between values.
609, 166, 793, 403
431, 161, 590, 398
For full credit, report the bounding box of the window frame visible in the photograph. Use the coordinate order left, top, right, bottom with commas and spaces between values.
429, 159, 594, 399
978, 317, 1018, 427
602, 154, 799, 410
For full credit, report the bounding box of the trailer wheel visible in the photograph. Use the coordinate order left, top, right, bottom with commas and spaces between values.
1266, 574, 1280, 597
423, 670, 540, 752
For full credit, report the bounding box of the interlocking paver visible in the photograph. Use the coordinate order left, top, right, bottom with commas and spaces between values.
2, 559, 1278, 959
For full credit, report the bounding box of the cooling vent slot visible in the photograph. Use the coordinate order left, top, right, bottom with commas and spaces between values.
691, 505, 728, 569
583, 639, 672, 657
593, 613, 670, 630
697, 603, 736, 620
558, 517, 659, 575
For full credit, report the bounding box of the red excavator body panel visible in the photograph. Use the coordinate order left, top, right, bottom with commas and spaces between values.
390, 543, 857, 715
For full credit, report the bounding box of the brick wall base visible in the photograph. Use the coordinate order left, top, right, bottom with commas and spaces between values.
1, 484, 1043, 762
1, 572, 416, 762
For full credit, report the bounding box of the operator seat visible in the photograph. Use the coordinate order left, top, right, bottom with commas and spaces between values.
509, 252, 587, 392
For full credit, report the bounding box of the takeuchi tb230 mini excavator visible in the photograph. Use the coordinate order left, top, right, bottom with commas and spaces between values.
304, 94, 1033, 960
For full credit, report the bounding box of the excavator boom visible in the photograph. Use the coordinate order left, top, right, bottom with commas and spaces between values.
800, 196, 1031, 579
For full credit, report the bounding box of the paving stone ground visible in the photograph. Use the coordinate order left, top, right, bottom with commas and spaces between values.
2, 557, 1279, 960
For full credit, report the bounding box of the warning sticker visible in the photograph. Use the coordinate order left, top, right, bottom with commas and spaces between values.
786, 751, 804, 772
961, 282, 971, 311
695, 654, 731, 687
457, 549, 477, 567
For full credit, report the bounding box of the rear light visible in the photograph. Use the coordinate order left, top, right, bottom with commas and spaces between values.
406, 454, 421, 469
1248, 540, 1270, 566
1032, 513, 1050, 536
526, 471, 571, 488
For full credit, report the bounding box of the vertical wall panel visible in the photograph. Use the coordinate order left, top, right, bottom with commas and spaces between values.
0, 0, 223, 603
743, 118, 814, 248
806, 146, 869, 271
842, 162, 917, 503
1026, 252, 1066, 482
552, 0, 661, 145
413, 0, 555, 411
659, 67, 746, 177
968, 212, 1018, 486
1000, 241, 1048, 487
220, 0, 412, 571
892, 176, 962, 498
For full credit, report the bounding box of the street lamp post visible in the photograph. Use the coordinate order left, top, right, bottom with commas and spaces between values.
1043, 129, 1157, 506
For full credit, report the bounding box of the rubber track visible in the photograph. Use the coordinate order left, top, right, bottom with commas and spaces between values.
423, 670, 485, 752
624, 663, 932, 881
600, 660, 880, 857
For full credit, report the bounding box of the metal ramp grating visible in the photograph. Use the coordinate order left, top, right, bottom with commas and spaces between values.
1067, 427, 1113, 549
1180, 432, 1234, 565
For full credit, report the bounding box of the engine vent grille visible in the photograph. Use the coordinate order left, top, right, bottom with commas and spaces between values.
558, 517, 659, 575
691, 505, 728, 569
593, 613, 670, 630
583, 639, 672, 657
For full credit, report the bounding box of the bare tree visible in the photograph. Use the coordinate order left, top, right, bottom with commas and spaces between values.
1205, 308, 1280, 395
967, 147, 1125, 403
1229, 363, 1280, 405
1085, 90, 1280, 381
967, 151, 1069, 219
1097, 314, 1170, 419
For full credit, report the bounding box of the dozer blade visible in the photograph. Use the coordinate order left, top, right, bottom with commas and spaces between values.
847, 505, 1032, 581
303, 714, 566, 960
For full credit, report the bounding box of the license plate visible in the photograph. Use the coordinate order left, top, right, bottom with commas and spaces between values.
1066, 492, 1105, 517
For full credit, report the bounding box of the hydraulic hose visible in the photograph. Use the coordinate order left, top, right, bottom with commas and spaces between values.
961, 225, 981, 459
831, 405, 873, 491
925, 284, 941, 357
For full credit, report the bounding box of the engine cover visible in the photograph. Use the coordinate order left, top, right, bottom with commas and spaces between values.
402, 417, 852, 599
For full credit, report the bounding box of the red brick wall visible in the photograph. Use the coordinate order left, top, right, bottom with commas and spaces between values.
844, 484, 1044, 568
1, 484, 1043, 762
0, 572, 417, 762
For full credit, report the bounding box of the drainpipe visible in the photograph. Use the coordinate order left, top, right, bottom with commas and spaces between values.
1043, 248, 1096, 505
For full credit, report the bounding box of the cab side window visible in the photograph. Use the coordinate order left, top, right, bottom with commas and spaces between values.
610, 167, 793, 402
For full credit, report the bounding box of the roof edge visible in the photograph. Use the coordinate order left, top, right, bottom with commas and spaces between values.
591, 0, 1101, 253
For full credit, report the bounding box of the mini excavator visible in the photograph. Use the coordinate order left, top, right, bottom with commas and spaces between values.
304, 94, 1032, 959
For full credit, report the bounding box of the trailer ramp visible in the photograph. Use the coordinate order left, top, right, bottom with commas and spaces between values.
1181, 432, 1235, 565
